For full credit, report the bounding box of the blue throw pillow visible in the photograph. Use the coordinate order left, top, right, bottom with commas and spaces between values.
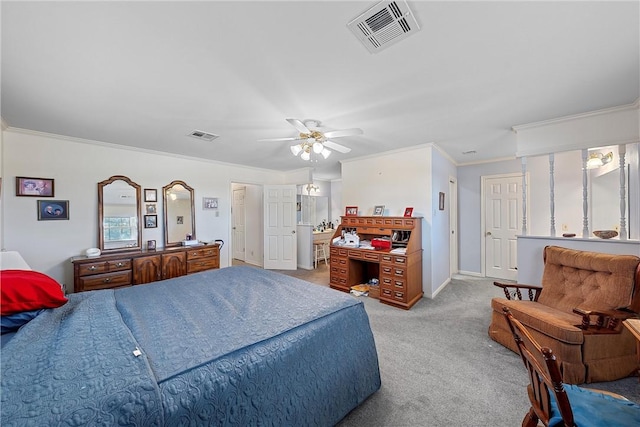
1, 309, 43, 334
549, 384, 640, 427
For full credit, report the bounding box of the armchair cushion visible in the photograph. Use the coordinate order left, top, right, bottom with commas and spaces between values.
538, 246, 640, 313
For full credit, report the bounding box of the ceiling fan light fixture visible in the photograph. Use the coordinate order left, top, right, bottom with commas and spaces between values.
290, 145, 303, 156
313, 141, 324, 153
300, 151, 311, 161
321, 148, 332, 159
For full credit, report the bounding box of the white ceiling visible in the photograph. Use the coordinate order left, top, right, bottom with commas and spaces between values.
2, 1, 639, 180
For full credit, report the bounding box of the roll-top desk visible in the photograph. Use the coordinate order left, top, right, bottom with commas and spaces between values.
330, 216, 423, 310
71, 244, 220, 293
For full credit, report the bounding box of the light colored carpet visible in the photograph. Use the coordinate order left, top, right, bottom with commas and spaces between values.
235, 261, 640, 426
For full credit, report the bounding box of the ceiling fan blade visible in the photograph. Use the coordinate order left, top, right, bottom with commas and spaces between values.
322, 128, 363, 138
258, 137, 298, 142
286, 118, 311, 134
323, 140, 351, 153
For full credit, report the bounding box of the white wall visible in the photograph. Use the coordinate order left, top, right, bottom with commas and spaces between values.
1, 129, 293, 289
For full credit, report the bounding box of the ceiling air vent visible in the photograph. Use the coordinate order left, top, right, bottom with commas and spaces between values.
347, 0, 420, 53
188, 130, 219, 141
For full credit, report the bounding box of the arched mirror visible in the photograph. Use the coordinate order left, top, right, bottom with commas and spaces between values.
98, 175, 142, 253
163, 180, 196, 247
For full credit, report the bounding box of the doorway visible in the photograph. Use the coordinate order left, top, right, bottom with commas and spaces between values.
230, 182, 263, 267
449, 177, 458, 276
482, 173, 524, 281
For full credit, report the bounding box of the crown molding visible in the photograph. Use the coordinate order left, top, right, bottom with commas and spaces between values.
512, 100, 639, 133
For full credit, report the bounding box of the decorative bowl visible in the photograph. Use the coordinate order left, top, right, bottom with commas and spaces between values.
593, 230, 618, 239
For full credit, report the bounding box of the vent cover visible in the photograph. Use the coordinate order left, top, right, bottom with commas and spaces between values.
188, 130, 219, 141
347, 0, 420, 53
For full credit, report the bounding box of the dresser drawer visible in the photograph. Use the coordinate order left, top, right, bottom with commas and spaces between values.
79, 271, 132, 291
78, 258, 131, 276
186, 247, 218, 260
330, 265, 347, 277
187, 257, 218, 274
381, 255, 406, 266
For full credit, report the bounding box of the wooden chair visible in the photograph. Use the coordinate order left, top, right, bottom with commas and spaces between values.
502, 307, 640, 427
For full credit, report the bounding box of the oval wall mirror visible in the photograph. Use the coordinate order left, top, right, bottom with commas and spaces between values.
98, 175, 142, 253
163, 180, 195, 247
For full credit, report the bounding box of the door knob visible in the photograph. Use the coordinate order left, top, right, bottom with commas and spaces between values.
486, 231, 492, 236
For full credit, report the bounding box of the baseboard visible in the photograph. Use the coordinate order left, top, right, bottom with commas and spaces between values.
431, 277, 451, 299
457, 270, 483, 278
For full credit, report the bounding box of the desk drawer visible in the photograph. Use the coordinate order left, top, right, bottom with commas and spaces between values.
331, 256, 348, 267
187, 257, 218, 274
330, 247, 348, 257
381, 255, 406, 266
362, 252, 380, 262
348, 250, 363, 259
80, 271, 131, 291
186, 247, 217, 260
330, 265, 347, 277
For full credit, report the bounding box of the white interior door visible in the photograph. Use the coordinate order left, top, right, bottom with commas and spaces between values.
263, 184, 297, 270
484, 175, 522, 280
232, 187, 246, 261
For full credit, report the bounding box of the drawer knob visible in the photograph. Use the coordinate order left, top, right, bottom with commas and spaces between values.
103, 278, 111, 283
89, 266, 97, 271
115, 262, 124, 267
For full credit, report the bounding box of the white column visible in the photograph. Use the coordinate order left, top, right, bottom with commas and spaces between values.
549, 153, 556, 236
619, 144, 627, 240
521, 157, 528, 236
581, 149, 589, 238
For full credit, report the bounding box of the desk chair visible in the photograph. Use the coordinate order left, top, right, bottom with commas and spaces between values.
503, 307, 640, 427
313, 240, 329, 269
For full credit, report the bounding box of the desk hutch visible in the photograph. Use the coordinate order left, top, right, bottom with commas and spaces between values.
330, 216, 423, 310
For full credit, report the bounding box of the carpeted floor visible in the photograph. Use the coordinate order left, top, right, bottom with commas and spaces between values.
235, 261, 640, 425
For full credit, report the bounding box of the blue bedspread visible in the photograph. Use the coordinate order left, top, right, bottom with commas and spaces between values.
1, 266, 380, 426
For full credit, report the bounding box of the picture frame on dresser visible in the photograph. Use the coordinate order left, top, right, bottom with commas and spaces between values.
144, 188, 157, 202
373, 205, 385, 216
345, 206, 358, 216
17, 176, 54, 197
147, 240, 156, 250
404, 207, 414, 217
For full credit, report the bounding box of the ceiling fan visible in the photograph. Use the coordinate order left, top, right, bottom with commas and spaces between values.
260, 118, 363, 161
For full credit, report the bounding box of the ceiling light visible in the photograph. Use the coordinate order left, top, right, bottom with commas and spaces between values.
321, 148, 332, 159
313, 141, 324, 153
300, 151, 311, 161
587, 151, 613, 169
290, 145, 303, 156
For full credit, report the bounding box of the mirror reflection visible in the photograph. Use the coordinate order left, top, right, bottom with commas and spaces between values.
98, 175, 142, 253
163, 180, 195, 247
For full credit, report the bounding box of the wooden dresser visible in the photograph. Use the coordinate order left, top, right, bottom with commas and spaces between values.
330, 216, 423, 310
71, 244, 220, 293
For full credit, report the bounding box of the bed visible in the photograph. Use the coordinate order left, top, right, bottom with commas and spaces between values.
1, 260, 381, 426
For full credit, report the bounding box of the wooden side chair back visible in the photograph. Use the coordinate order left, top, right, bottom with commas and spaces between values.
503, 307, 640, 427
503, 307, 573, 426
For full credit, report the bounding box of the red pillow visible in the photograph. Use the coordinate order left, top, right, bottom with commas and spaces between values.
1, 270, 68, 315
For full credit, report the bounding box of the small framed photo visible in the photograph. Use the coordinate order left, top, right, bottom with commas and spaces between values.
345, 206, 358, 216
147, 240, 156, 251
144, 215, 157, 228
203, 197, 218, 210
144, 189, 157, 202
38, 200, 69, 220
17, 177, 54, 197
439, 192, 445, 210
404, 207, 414, 217
373, 205, 385, 216
145, 204, 157, 214
177, 216, 184, 225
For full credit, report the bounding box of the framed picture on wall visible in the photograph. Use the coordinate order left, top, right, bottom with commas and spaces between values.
203, 197, 218, 210
37, 200, 69, 220
373, 205, 385, 216
404, 207, 414, 217
145, 204, 157, 214
345, 206, 358, 216
144, 215, 157, 228
17, 177, 54, 197
144, 189, 157, 202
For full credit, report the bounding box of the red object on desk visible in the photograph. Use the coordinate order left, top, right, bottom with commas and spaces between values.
371, 238, 391, 249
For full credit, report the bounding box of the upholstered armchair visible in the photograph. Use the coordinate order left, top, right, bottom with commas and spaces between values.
488, 245, 640, 384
